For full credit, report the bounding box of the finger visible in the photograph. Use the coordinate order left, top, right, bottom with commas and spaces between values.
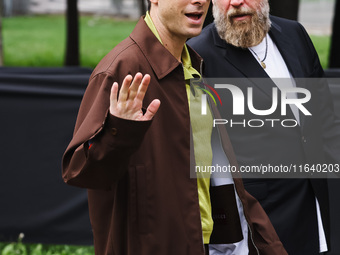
142, 99, 161, 120
110, 82, 119, 104
135, 74, 151, 102
118, 74, 133, 101
109, 82, 119, 115
128, 73, 143, 99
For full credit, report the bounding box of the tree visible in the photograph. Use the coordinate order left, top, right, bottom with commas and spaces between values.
0, 0, 3, 66
12, 0, 29, 15
139, 0, 146, 16
329, 0, 340, 68
65, 0, 80, 66
269, 0, 300, 21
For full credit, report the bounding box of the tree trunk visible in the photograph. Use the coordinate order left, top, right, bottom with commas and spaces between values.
65, 0, 79, 66
329, 0, 340, 68
269, 0, 300, 21
0, 0, 3, 66
139, 0, 146, 16
11, 0, 29, 16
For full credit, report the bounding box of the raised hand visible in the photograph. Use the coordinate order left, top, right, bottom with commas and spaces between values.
109, 73, 161, 121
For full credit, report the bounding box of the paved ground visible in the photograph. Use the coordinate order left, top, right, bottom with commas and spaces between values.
28, 0, 335, 35
299, 0, 335, 35
29, 0, 140, 19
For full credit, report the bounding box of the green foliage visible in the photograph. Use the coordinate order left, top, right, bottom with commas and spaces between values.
0, 234, 94, 255
1, 233, 27, 255
0, 242, 94, 255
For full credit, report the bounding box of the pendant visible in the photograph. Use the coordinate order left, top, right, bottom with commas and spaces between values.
261, 61, 266, 69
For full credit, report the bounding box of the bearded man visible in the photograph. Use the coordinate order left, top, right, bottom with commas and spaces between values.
188, 0, 340, 254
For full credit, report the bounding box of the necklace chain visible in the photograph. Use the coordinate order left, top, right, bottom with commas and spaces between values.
249, 35, 268, 69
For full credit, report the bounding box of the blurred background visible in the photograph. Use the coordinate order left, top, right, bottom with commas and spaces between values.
0, 0, 339, 69
0, 0, 340, 255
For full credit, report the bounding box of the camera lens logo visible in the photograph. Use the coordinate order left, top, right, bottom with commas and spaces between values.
198, 83, 222, 115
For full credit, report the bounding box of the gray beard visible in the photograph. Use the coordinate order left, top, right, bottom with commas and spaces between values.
213, 1, 271, 48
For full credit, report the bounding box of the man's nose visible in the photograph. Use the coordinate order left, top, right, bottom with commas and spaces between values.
230, 0, 244, 7
193, 0, 209, 6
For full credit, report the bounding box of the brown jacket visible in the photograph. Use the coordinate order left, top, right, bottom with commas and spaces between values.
62, 18, 287, 255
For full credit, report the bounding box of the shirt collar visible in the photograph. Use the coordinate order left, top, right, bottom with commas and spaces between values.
144, 12, 163, 44
144, 12, 201, 81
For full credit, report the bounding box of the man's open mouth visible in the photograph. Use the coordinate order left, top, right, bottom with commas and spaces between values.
185, 13, 203, 20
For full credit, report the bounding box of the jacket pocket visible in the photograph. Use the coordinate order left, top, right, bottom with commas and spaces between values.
129, 165, 149, 234
209, 184, 243, 244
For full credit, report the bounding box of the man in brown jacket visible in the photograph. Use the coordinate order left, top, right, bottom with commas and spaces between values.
62, 0, 287, 254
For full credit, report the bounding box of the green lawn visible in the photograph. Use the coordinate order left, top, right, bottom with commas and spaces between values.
2, 15, 137, 68
2, 15, 331, 69
310, 34, 331, 69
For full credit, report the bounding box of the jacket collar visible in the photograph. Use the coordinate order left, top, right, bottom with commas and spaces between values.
269, 18, 305, 78
130, 17, 203, 80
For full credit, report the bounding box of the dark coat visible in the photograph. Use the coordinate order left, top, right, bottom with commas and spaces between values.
188, 15, 340, 254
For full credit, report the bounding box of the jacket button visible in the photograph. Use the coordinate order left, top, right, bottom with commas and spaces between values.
111, 128, 118, 136
302, 136, 307, 143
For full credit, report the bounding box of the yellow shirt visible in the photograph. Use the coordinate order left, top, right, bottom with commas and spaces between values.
144, 12, 213, 244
